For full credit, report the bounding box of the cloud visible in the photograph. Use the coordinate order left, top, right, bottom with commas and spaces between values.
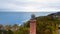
0, 0, 60, 11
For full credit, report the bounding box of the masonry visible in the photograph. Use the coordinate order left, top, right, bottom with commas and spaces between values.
30, 14, 36, 34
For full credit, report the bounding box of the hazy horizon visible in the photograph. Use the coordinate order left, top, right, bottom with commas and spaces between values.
0, 12, 56, 26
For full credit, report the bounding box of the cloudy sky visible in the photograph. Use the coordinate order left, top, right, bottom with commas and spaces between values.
0, 0, 60, 11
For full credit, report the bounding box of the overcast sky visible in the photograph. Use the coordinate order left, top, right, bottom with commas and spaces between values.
0, 0, 60, 11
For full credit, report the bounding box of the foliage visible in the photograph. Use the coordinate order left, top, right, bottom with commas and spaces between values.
0, 15, 59, 34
